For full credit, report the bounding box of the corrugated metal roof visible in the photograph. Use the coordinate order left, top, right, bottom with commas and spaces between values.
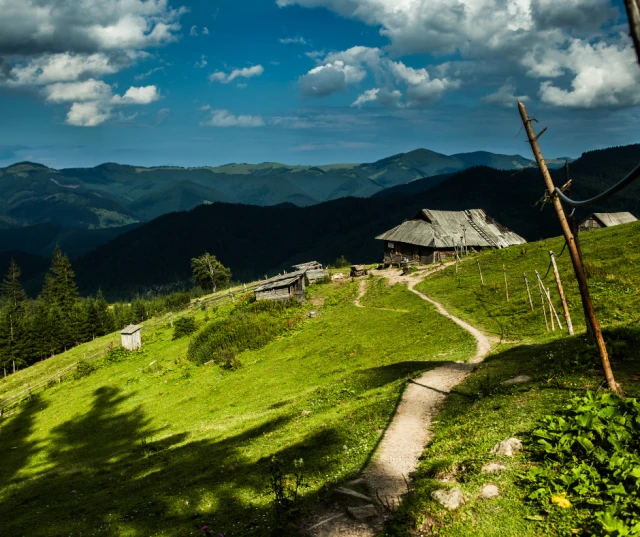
376, 209, 526, 249
255, 270, 306, 292
590, 212, 637, 227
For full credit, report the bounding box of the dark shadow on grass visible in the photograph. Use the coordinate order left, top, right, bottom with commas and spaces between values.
0, 396, 49, 486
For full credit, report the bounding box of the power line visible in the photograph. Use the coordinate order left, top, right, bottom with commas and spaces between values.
555, 162, 640, 208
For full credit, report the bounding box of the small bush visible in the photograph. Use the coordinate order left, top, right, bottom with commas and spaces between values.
172, 316, 197, 340
523, 391, 640, 535
187, 304, 301, 367
74, 358, 97, 379
332, 255, 351, 268
315, 274, 332, 285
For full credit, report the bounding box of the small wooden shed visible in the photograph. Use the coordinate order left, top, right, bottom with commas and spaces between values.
254, 271, 307, 303
121, 324, 142, 351
292, 261, 326, 283
578, 212, 637, 231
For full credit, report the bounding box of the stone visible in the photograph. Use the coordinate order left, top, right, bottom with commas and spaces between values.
301, 410, 312, 416
491, 438, 523, 457
347, 478, 368, 487
481, 484, 500, 499
347, 504, 378, 520
333, 487, 373, 502
431, 488, 465, 510
481, 463, 507, 474
501, 375, 532, 386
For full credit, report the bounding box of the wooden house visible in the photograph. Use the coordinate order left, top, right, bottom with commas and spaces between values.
292, 261, 326, 283
121, 324, 142, 351
376, 209, 526, 266
255, 271, 307, 303
578, 212, 637, 231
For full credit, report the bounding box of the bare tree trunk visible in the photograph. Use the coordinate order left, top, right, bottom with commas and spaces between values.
518, 102, 621, 394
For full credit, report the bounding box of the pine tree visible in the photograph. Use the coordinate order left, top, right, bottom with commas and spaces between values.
0, 260, 28, 374
40, 245, 80, 349
95, 291, 115, 336
41, 245, 79, 314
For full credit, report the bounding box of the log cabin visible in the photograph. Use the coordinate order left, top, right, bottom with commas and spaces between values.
376, 209, 526, 266
255, 271, 307, 302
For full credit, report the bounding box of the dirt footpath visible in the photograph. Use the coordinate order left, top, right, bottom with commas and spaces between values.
304, 268, 492, 536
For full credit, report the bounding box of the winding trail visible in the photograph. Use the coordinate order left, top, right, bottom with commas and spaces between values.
305, 268, 493, 537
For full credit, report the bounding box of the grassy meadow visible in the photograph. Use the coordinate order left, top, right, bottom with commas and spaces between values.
384, 221, 640, 536
0, 277, 475, 536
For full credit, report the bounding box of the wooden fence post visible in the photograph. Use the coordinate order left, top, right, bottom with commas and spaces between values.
524, 273, 534, 311
503, 264, 509, 301
58, 371, 61, 384
477, 260, 484, 286
535, 270, 550, 331
544, 284, 564, 330
28, 383, 32, 399
519, 101, 620, 393
550, 251, 574, 335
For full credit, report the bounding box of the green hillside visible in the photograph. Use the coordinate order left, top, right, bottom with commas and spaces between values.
384, 221, 640, 537
0, 277, 475, 536
1, 223, 639, 537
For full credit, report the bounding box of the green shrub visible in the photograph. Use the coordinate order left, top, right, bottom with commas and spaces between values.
187, 306, 300, 366
523, 391, 640, 536
332, 255, 351, 268
74, 358, 97, 379
172, 316, 197, 340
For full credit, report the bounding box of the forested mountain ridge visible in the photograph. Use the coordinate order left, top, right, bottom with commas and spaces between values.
0, 143, 636, 298
0, 147, 571, 230
68, 144, 639, 298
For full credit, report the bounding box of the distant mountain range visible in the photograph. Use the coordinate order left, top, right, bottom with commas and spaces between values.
0, 148, 572, 231
1, 143, 637, 299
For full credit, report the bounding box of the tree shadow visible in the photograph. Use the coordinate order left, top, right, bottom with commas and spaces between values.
0, 396, 49, 486
0, 351, 456, 537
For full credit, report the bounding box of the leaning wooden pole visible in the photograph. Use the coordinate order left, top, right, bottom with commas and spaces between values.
518, 102, 620, 394
550, 251, 574, 335
503, 264, 509, 301
477, 260, 484, 286
524, 273, 534, 311
535, 270, 550, 331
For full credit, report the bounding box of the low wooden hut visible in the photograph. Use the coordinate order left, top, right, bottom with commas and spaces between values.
121, 324, 142, 351
255, 271, 307, 303
292, 261, 326, 283
578, 212, 637, 231
376, 209, 526, 266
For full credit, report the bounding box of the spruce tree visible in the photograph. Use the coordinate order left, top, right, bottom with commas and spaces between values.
40, 245, 80, 349
0, 260, 28, 374
95, 291, 115, 336
41, 245, 79, 314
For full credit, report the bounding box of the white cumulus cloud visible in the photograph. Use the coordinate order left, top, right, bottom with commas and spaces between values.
209, 65, 264, 83
201, 109, 265, 127
66, 101, 112, 127
481, 82, 529, 107
280, 0, 638, 110
43, 79, 113, 103
111, 85, 160, 105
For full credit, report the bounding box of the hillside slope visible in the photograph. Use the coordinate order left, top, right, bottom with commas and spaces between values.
0, 277, 475, 536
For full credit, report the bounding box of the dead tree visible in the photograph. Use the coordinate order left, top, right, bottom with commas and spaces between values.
518, 102, 621, 394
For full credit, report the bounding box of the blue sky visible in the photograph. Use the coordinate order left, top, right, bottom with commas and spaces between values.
0, 0, 638, 168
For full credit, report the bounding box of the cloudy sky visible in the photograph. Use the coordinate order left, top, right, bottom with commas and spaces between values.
0, 0, 638, 168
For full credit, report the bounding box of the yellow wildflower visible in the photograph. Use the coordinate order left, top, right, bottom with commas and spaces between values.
551, 493, 571, 509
